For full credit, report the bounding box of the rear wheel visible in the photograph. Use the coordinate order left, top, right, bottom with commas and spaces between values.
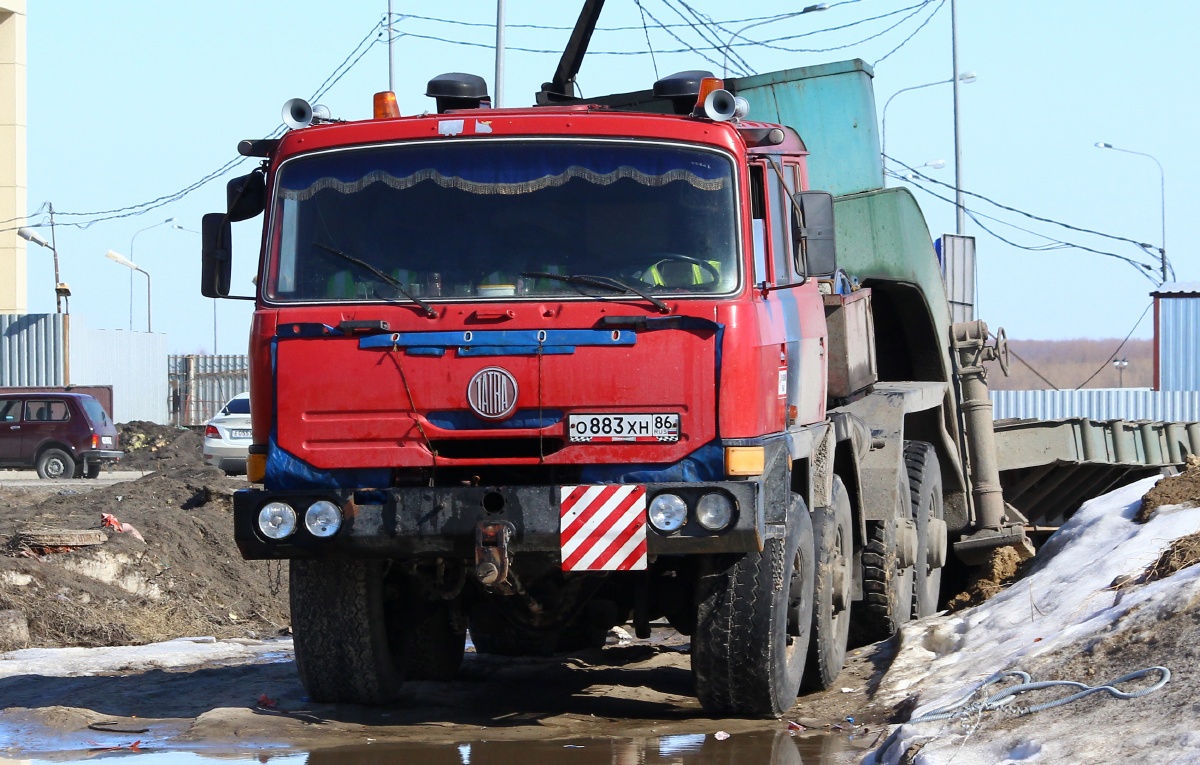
693, 496, 815, 718
850, 474, 914, 645
36, 448, 75, 480
402, 599, 466, 681
804, 476, 853, 690
906, 441, 945, 619
291, 559, 403, 704
469, 599, 560, 657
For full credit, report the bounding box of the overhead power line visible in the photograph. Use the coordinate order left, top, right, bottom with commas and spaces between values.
890, 169, 1162, 283
13, 18, 390, 233
1073, 303, 1152, 390
886, 155, 1169, 254
872, 0, 945, 67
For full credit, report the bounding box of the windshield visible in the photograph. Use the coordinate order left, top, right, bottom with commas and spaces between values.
265, 140, 739, 302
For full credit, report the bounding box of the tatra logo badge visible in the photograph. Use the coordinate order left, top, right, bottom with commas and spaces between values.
467, 367, 518, 420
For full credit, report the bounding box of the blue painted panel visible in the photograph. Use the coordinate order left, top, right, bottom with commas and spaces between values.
733, 60, 883, 196
1158, 296, 1200, 391
358, 329, 636, 356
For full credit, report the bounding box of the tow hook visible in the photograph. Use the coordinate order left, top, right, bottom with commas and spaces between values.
475, 520, 516, 587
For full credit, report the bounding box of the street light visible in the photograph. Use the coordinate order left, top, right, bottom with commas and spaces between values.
105, 250, 152, 332
899, 159, 947, 180
722, 5, 828, 78
1094, 142, 1167, 283
1113, 357, 1129, 387
127, 217, 176, 331
16, 227, 68, 313
880, 72, 976, 163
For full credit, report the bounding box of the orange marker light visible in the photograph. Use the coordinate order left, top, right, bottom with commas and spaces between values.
694, 77, 724, 112
374, 91, 400, 119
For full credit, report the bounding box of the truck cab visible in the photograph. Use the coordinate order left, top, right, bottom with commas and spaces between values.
203, 57, 965, 719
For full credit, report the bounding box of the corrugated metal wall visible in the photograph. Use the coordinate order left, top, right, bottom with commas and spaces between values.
1159, 296, 1200, 391
992, 388, 1200, 422
168, 354, 249, 426
0, 313, 66, 385
69, 321, 168, 423
940, 234, 976, 324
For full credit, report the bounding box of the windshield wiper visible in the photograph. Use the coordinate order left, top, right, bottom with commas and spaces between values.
521, 271, 670, 314
315, 242, 437, 318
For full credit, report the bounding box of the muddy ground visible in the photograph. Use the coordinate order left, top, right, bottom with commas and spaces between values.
1, 430, 1198, 758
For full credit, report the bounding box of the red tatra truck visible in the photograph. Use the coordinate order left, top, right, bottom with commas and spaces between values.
203, 6, 1193, 718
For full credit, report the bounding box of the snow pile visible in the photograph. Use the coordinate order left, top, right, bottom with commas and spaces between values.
867, 475, 1200, 764
0, 636, 293, 679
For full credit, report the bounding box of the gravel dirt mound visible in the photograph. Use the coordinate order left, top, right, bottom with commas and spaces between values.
0, 466, 289, 649
118, 421, 206, 471
1135, 454, 1200, 522
944, 546, 1023, 613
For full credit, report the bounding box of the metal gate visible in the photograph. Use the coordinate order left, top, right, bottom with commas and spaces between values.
168, 355, 249, 426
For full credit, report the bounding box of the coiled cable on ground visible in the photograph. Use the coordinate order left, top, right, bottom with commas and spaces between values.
909, 666, 1171, 723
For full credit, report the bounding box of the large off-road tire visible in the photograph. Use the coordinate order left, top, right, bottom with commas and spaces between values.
906, 441, 945, 619
290, 559, 403, 704
803, 476, 853, 691
403, 599, 467, 681
693, 497, 815, 718
36, 448, 75, 480
849, 475, 915, 646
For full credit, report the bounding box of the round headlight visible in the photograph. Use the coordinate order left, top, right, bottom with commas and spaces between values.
258, 502, 297, 540
304, 500, 343, 538
649, 493, 688, 533
696, 492, 735, 531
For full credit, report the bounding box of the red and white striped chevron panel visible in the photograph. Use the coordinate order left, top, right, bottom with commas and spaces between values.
559, 485, 647, 571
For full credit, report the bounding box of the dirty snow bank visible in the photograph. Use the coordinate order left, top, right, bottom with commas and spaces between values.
0, 635, 293, 679
867, 475, 1200, 764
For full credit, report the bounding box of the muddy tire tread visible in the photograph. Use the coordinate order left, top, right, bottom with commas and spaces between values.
905, 440, 943, 619
693, 500, 814, 718
804, 477, 852, 690
290, 559, 402, 704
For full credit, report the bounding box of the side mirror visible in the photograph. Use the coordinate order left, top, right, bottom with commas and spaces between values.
792, 190, 837, 277
226, 171, 266, 222
201, 213, 232, 298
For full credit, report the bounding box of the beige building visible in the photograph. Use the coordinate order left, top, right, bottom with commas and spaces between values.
0, 1, 24, 314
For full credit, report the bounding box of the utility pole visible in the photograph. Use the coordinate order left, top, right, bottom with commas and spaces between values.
495, 0, 506, 107
950, 0, 965, 235
387, 0, 395, 92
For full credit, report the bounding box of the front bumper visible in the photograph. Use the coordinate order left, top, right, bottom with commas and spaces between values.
233, 481, 764, 561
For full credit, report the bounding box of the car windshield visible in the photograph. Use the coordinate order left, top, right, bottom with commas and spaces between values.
225, 396, 251, 415
265, 140, 739, 302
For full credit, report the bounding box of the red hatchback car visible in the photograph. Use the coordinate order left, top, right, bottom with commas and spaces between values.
0, 392, 123, 479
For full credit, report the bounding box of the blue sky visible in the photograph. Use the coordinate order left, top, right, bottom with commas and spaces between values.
21, 1, 1197, 354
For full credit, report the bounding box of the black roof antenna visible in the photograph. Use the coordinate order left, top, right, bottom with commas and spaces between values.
536, 0, 605, 105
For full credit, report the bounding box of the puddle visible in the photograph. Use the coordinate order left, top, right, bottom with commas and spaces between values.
3, 730, 867, 765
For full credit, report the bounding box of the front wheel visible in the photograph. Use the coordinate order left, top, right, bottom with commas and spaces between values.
291, 559, 404, 704
804, 476, 853, 690
693, 497, 815, 718
36, 448, 75, 480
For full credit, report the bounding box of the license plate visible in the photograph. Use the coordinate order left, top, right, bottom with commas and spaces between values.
568, 413, 679, 443
229, 429, 252, 439
101, 436, 113, 446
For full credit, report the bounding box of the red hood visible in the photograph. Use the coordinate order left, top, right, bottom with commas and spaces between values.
267, 302, 720, 470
